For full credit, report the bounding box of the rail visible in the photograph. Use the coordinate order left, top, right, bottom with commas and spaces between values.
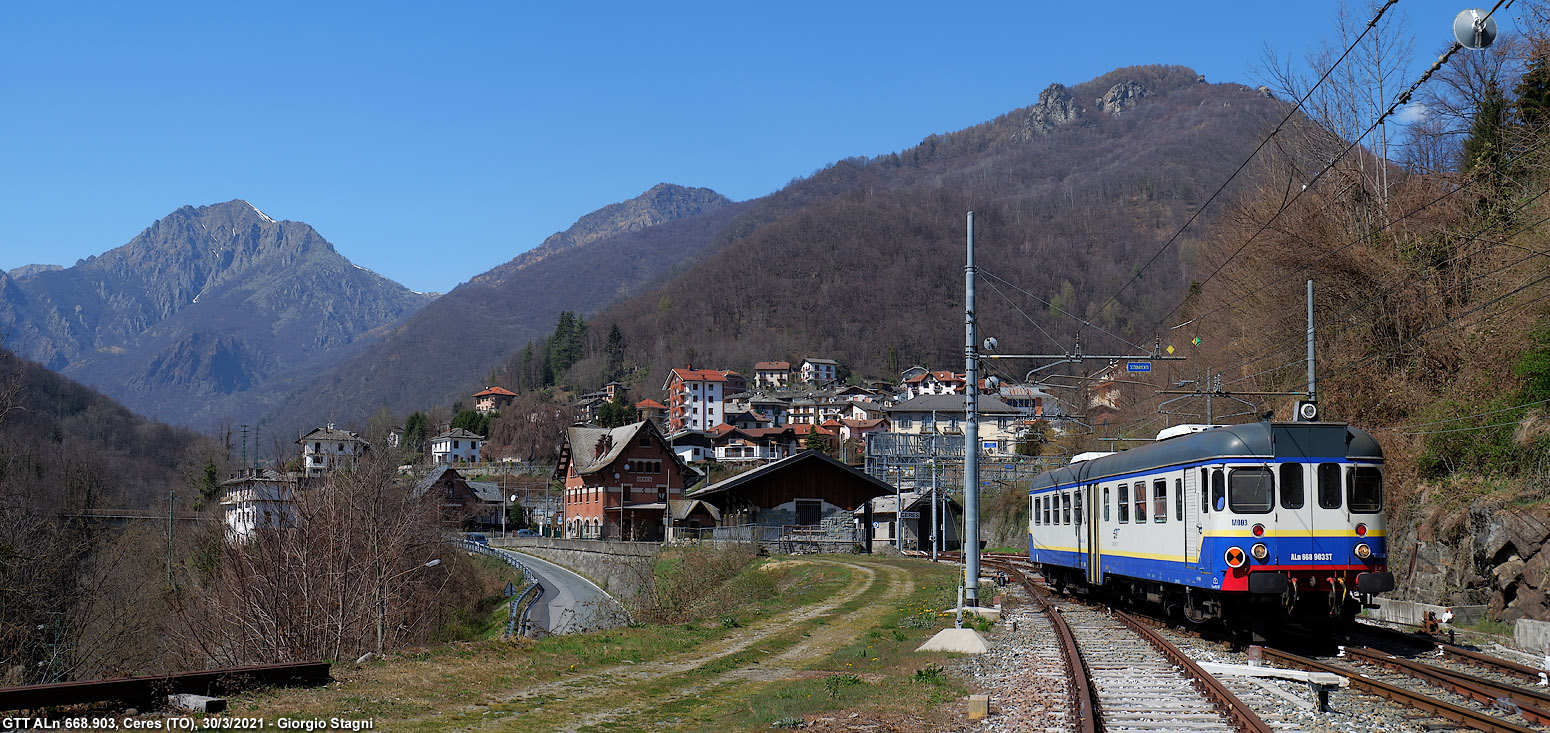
980, 554, 1273, 733
457, 540, 543, 637
982, 557, 1098, 733
1266, 647, 1541, 733
1341, 646, 1550, 727
1115, 611, 1275, 733
1436, 642, 1550, 686
0, 661, 330, 711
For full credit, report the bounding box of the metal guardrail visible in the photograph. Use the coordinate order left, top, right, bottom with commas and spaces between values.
457, 540, 543, 637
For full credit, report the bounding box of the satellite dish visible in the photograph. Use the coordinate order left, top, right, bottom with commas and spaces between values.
1453, 8, 1498, 49
984, 375, 1000, 391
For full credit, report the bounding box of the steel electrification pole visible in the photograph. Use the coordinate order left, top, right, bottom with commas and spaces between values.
1306, 280, 1317, 401
963, 211, 980, 607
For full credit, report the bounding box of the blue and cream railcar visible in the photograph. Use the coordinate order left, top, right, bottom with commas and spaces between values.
1028, 421, 1395, 625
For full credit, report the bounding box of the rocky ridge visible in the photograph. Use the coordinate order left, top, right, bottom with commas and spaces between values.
0, 200, 433, 428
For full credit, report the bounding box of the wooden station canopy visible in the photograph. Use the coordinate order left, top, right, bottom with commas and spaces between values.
687, 450, 894, 515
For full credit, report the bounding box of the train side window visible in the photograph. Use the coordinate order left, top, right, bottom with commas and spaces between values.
1032, 495, 1040, 526
1348, 467, 1383, 513
1074, 491, 1083, 525
1103, 486, 1111, 522
1280, 463, 1305, 509
1063, 493, 1072, 525
1153, 479, 1167, 522
1200, 469, 1209, 513
1043, 496, 1051, 526
1210, 469, 1225, 512
1175, 478, 1183, 521
1118, 484, 1130, 523
1134, 481, 1147, 522
1317, 463, 1342, 509
1228, 468, 1274, 513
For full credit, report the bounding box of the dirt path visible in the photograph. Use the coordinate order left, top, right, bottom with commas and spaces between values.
405, 556, 917, 731
558, 559, 918, 731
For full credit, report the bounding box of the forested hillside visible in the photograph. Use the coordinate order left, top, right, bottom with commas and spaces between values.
263, 184, 739, 436
493, 66, 1285, 400
0, 346, 212, 683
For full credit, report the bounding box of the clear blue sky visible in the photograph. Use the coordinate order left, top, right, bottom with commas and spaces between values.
0, 2, 1515, 294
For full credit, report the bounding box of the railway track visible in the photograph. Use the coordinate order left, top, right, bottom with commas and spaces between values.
982, 556, 1272, 733
1266, 646, 1544, 733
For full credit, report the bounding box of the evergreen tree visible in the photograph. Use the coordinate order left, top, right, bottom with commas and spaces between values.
803, 427, 831, 455
605, 324, 627, 377
403, 411, 428, 455
451, 409, 490, 436
519, 344, 534, 393
596, 395, 636, 428
547, 311, 588, 383
1517, 41, 1550, 131
1462, 76, 1509, 181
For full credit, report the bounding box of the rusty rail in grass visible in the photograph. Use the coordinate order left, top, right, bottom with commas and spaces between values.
0, 661, 331, 711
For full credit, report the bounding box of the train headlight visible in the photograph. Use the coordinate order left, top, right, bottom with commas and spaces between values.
1355, 523, 1368, 537
1354, 543, 1372, 559
1251, 543, 1269, 561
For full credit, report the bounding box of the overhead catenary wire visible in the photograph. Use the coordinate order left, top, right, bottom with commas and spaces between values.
1150, 0, 1518, 335
979, 269, 1147, 351
1083, 0, 1405, 336
1197, 184, 1550, 382
1374, 397, 1550, 431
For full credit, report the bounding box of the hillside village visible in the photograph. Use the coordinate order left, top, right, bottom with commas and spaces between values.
220, 356, 1090, 552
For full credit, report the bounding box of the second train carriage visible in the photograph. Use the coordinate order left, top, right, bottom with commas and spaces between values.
1028, 421, 1395, 629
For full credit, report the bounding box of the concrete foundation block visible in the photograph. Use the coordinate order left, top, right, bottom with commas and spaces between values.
968, 694, 989, 720
1365, 598, 1485, 627
168, 694, 227, 713
959, 606, 1000, 622
917, 628, 989, 654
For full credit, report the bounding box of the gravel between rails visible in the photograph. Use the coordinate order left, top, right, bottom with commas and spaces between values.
959, 580, 1503, 733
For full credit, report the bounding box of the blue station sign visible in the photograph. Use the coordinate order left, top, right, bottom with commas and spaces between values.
1126, 361, 1152, 373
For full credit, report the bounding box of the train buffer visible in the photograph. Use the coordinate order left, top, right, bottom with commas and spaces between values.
1198, 661, 1346, 712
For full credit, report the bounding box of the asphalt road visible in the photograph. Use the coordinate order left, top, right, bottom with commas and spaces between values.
497, 548, 627, 634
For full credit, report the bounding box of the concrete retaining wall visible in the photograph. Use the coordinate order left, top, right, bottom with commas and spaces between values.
1364, 598, 1487, 627
492, 537, 659, 599
1518, 618, 1550, 655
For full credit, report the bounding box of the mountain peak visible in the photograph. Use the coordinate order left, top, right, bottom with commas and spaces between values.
479, 183, 731, 283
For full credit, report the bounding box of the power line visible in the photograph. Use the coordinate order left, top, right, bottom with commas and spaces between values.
979, 269, 1145, 351
1086, 0, 1405, 334
1151, 1, 1517, 334
1375, 397, 1550, 431
1195, 187, 1550, 381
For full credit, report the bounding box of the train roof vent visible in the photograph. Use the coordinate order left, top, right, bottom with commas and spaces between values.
1155, 424, 1224, 441
1070, 451, 1116, 464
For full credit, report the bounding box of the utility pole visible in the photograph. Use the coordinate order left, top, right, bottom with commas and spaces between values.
165, 489, 175, 585
964, 211, 981, 608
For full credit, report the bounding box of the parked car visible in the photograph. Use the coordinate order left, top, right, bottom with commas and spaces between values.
516, 529, 537, 536
467, 533, 489, 545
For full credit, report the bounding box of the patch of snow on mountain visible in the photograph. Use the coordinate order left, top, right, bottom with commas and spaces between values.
247, 202, 275, 223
